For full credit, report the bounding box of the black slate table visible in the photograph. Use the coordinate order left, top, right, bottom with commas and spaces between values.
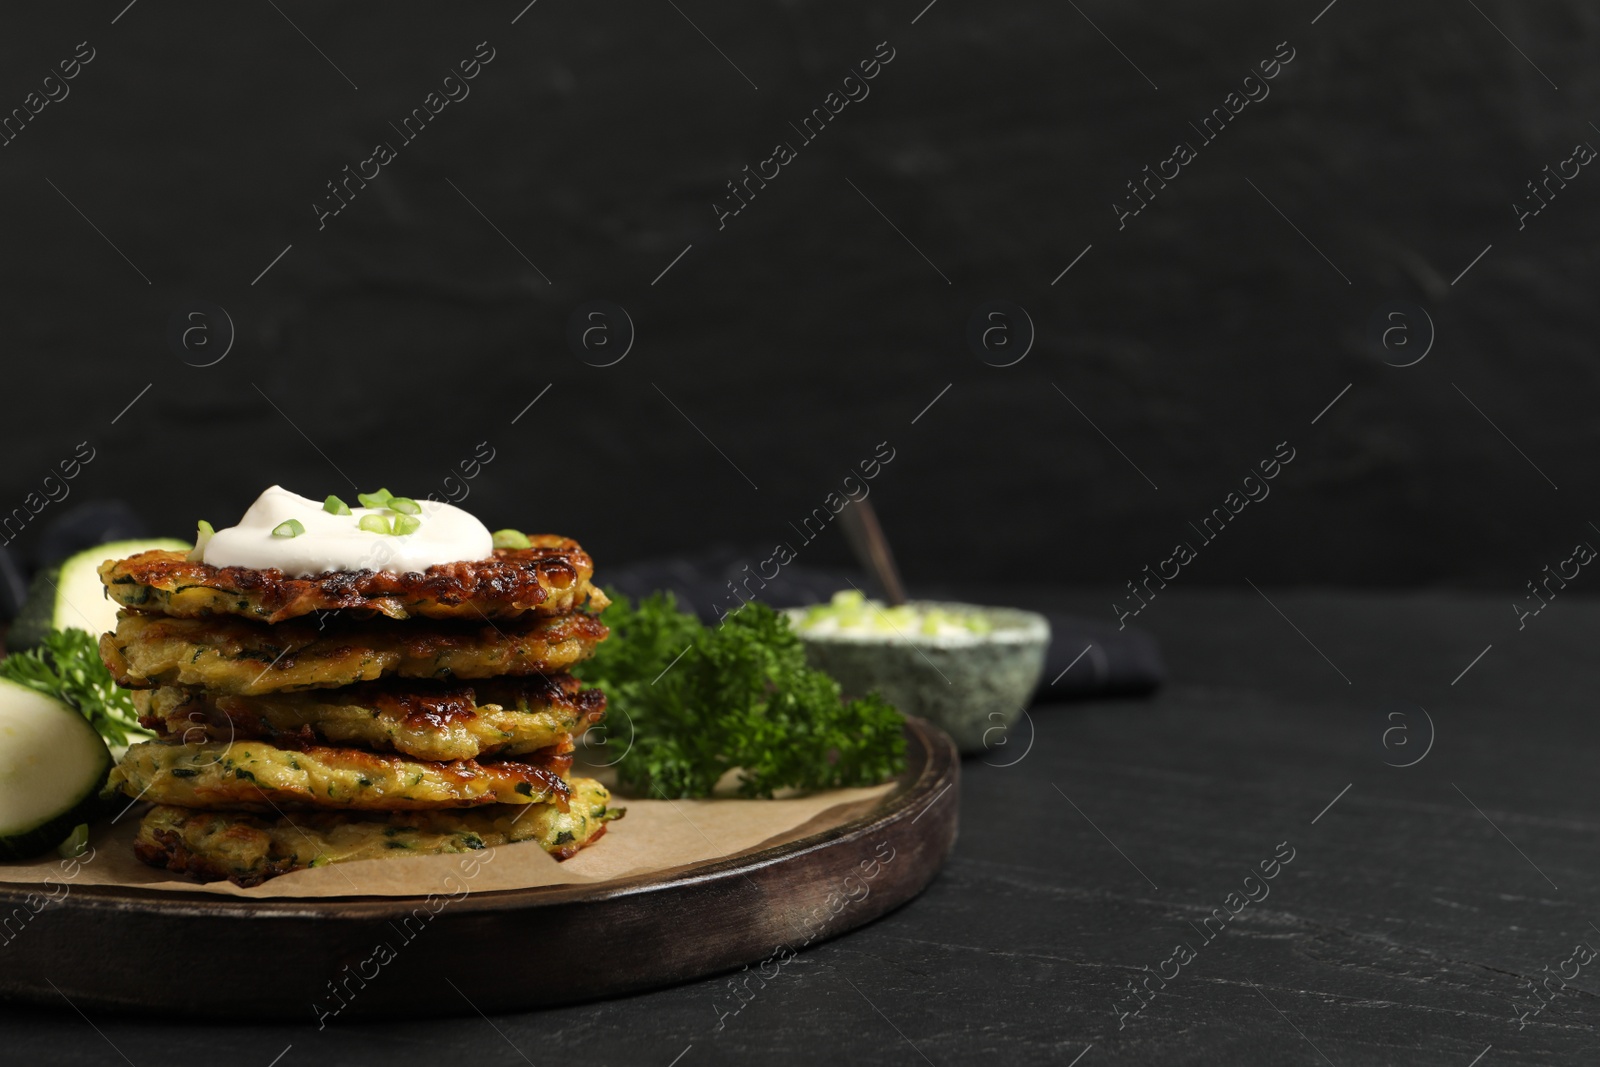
7, 589, 1597, 1065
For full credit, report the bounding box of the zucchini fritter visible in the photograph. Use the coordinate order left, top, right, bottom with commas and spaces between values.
109, 739, 573, 811
136, 676, 606, 762
134, 777, 622, 886
100, 610, 608, 694
98, 540, 608, 624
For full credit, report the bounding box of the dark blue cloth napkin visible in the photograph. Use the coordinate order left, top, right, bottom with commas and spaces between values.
0, 500, 150, 620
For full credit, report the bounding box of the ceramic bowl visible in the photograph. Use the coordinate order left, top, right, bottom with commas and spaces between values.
786, 601, 1050, 754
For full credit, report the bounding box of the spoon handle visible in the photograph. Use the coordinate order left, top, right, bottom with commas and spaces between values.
839, 497, 909, 606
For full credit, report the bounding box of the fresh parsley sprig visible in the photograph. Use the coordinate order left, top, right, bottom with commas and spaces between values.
575, 592, 907, 799
0, 628, 152, 750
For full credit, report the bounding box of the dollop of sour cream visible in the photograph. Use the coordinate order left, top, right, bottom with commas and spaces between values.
202, 486, 494, 576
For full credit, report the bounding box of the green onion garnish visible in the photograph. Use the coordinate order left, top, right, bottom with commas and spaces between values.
492, 529, 531, 550
188, 520, 215, 562
357, 488, 394, 509
56, 823, 89, 859
272, 519, 305, 538
391, 514, 421, 536
388, 497, 421, 516
324, 495, 351, 515
358, 514, 392, 535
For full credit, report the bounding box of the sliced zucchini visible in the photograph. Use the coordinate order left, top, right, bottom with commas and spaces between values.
0, 676, 112, 860
10, 537, 190, 649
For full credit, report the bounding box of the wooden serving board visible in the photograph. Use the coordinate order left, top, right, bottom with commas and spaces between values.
0, 718, 958, 1020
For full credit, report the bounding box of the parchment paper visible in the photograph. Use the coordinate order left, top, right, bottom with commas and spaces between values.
0, 784, 897, 900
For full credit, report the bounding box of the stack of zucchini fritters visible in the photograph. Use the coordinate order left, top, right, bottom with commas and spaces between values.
95, 535, 620, 885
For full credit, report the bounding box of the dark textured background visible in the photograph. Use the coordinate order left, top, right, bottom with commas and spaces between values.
1, 1, 1594, 594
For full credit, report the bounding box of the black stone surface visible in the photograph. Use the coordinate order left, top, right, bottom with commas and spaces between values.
6, 588, 1596, 1065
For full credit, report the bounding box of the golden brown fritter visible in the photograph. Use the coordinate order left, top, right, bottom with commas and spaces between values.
133, 778, 622, 886
109, 739, 574, 811
137, 676, 606, 762
98, 539, 609, 624
100, 610, 608, 694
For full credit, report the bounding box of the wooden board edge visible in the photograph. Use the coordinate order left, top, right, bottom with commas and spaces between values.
0, 718, 960, 1019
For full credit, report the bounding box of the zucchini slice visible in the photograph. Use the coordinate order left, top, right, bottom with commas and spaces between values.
0, 676, 112, 860
10, 537, 190, 649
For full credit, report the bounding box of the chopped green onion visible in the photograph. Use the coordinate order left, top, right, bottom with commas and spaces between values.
57, 823, 89, 858
391, 514, 421, 536
388, 497, 421, 516
324, 494, 351, 515
493, 529, 531, 550
357, 488, 394, 509
796, 590, 995, 640
187, 519, 216, 562
358, 514, 392, 535
272, 518, 306, 538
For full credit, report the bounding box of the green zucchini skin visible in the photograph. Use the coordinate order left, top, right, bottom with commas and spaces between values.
0, 786, 107, 861
0, 679, 113, 860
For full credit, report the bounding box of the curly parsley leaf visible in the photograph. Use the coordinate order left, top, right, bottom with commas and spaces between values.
575, 592, 906, 799
0, 628, 153, 750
